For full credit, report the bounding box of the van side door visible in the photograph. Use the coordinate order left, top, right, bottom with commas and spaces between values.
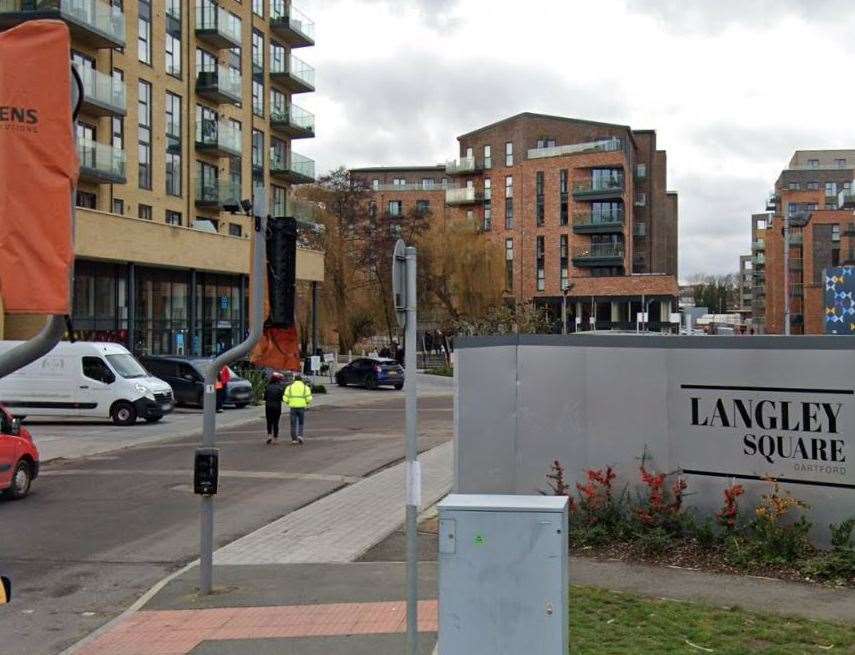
79, 356, 117, 417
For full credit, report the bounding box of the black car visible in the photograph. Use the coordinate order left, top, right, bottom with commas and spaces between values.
139, 357, 253, 408
335, 357, 404, 390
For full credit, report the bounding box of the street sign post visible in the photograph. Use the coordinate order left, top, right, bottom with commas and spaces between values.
392, 240, 419, 655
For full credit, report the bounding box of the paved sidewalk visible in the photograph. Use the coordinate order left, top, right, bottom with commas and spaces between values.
214, 441, 452, 564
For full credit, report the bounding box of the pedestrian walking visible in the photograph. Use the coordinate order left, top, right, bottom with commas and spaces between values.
215, 366, 230, 413
284, 373, 312, 445
264, 372, 286, 445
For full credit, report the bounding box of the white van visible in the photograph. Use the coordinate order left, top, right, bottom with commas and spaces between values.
0, 342, 174, 425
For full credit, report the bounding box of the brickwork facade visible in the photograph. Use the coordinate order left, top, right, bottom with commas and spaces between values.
0, 1, 323, 354
357, 113, 680, 331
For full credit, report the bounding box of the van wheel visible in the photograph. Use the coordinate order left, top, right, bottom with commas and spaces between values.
6, 460, 32, 499
111, 401, 137, 426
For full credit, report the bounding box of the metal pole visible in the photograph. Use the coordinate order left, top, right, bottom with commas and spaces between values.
404, 246, 419, 655
311, 280, 319, 353
783, 215, 790, 335
561, 292, 567, 335
199, 190, 268, 595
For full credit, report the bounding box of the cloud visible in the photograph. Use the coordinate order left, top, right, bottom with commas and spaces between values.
626, 0, 852, 33
313, 54, 630, 170
690, 124, 838, 163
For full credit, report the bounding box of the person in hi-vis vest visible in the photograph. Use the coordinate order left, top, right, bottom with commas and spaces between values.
283, 374, 312, 445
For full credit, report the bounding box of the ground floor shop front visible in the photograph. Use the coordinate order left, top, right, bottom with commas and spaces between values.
535, 294, 678, 333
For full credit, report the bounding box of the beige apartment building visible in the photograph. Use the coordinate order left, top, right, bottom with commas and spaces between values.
0, 0, 323, 356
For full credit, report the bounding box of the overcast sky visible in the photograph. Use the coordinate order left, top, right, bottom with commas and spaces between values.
297, 0, 855, 281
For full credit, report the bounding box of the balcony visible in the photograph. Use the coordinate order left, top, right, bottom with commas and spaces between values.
752, 239, 765, 251
194, 2, 241, 50
195, 175, 240, 209
752, 285, 765, 297
77, 139, 125, 184
838, 190, 855, 208
753, 253, 765, 266
445, 156, 482, 176
270, 54, 315, 94
270, 103, 315, 139
0, 0, 125, 49
195, 118, 242, 157
195, 65, 242, 105
572, 178, 624, 200
270, 1, 314, 48
527, 137, 623, 160
373, 181, 455, 192
77, 67, 125, 117
791, 283, 804, 298
572, 243, 625, 267
270, 150, 315, 184
445, 186, 482, 205
789, 258, 803, 271
572, 210, 625, 234
790, 233, 804, 245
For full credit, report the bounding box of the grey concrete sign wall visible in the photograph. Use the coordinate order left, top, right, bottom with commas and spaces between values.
455, 335, 854, 543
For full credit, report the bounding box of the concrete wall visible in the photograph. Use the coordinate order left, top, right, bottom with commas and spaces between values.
456, 335, 855, 543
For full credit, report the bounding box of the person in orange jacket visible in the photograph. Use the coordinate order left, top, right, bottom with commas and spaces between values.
215, 366, 231, 413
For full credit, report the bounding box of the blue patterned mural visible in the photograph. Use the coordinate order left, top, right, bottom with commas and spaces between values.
824, 266, 855, 334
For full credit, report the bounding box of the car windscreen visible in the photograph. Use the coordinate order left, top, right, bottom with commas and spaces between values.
106, 354, 149, 379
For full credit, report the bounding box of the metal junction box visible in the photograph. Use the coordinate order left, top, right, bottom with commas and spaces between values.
437, 494, 569, 654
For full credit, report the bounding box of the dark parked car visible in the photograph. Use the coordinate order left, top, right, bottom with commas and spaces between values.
335, 358, 404, 390
139, 357, 253, 408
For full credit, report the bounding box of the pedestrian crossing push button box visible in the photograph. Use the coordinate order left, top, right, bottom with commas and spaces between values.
194, 447, 219, 495
437, 494, 569, 654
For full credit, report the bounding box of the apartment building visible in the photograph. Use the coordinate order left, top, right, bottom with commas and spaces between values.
738, 253, 753, 319
0, 0, 323, 356
356, 113, 679, 331
755, 150, 855, 334
349, 165, 453, 224
749, 212, 770, 331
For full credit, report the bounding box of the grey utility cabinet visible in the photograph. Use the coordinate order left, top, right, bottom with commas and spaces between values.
437, 494, 569, 654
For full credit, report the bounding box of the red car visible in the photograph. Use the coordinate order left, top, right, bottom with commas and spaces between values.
0, 405, 38, 499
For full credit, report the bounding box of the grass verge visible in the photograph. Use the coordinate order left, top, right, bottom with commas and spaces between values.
571, 585, 855, 654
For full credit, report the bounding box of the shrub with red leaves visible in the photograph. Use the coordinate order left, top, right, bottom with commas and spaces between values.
716, 483, 745, 531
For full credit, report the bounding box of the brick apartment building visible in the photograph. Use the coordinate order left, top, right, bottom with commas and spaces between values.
354, 113, 680, 332
754, 150, 855, 334
0, 0, 323, 356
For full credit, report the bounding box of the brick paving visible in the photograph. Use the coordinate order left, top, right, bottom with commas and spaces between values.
77, 601, 438, 655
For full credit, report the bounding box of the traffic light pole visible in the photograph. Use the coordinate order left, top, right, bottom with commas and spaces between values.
404, 246, 419, 655
199, 190, 268, 595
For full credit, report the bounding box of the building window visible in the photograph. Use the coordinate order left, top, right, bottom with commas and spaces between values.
112, 69, 124, 152
272, 186, 286, 216
368, 200, 377, 218
788, 182, 800, 190
483, 144, 491, 169
229, 223, 243, 237
560, 235, 569, 290
165, 210, 182, 226
483, 178, 492, 231
196, 47, 216, 73
76, 191, 96, 209
807, 181, 819, 190
505, 238, 513, 291
253, 0, 264, 16
559, 169, 568, 226
252, 29, 264, 73
416, 199, 430, 214
592, 168, 623, 190
833, 224, 841, 242
138, 0, 151, 65
535, 171, 545, 227
165, 33, 181, 77
636, 163, 647, 179
837, 158, 847, 168
536, 236, 545, 292
393, 177, 406, 186
138, 80, 152, 190
270, 88, 286, 116
270, 41, 286, 74
252, 129, 264, 171
808, 159, 819, 168
372, 179, 379, 191
165, 0, 181, 20
505, 141, 513, 166
421, 178, 434, 190
505, 175, 513, 229
112, 198, 124, 215
388, 200, 403, 216
165, 92, 182, 197
138, 204, 152, 221
826, 181, 838, 196
536, 138, 556, 149
252, 80, 264, 117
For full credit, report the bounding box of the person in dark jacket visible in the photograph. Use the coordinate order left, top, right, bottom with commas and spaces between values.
264, 372, 287, 444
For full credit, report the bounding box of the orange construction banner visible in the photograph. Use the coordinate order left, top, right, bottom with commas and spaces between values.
0, 21, 77, 314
